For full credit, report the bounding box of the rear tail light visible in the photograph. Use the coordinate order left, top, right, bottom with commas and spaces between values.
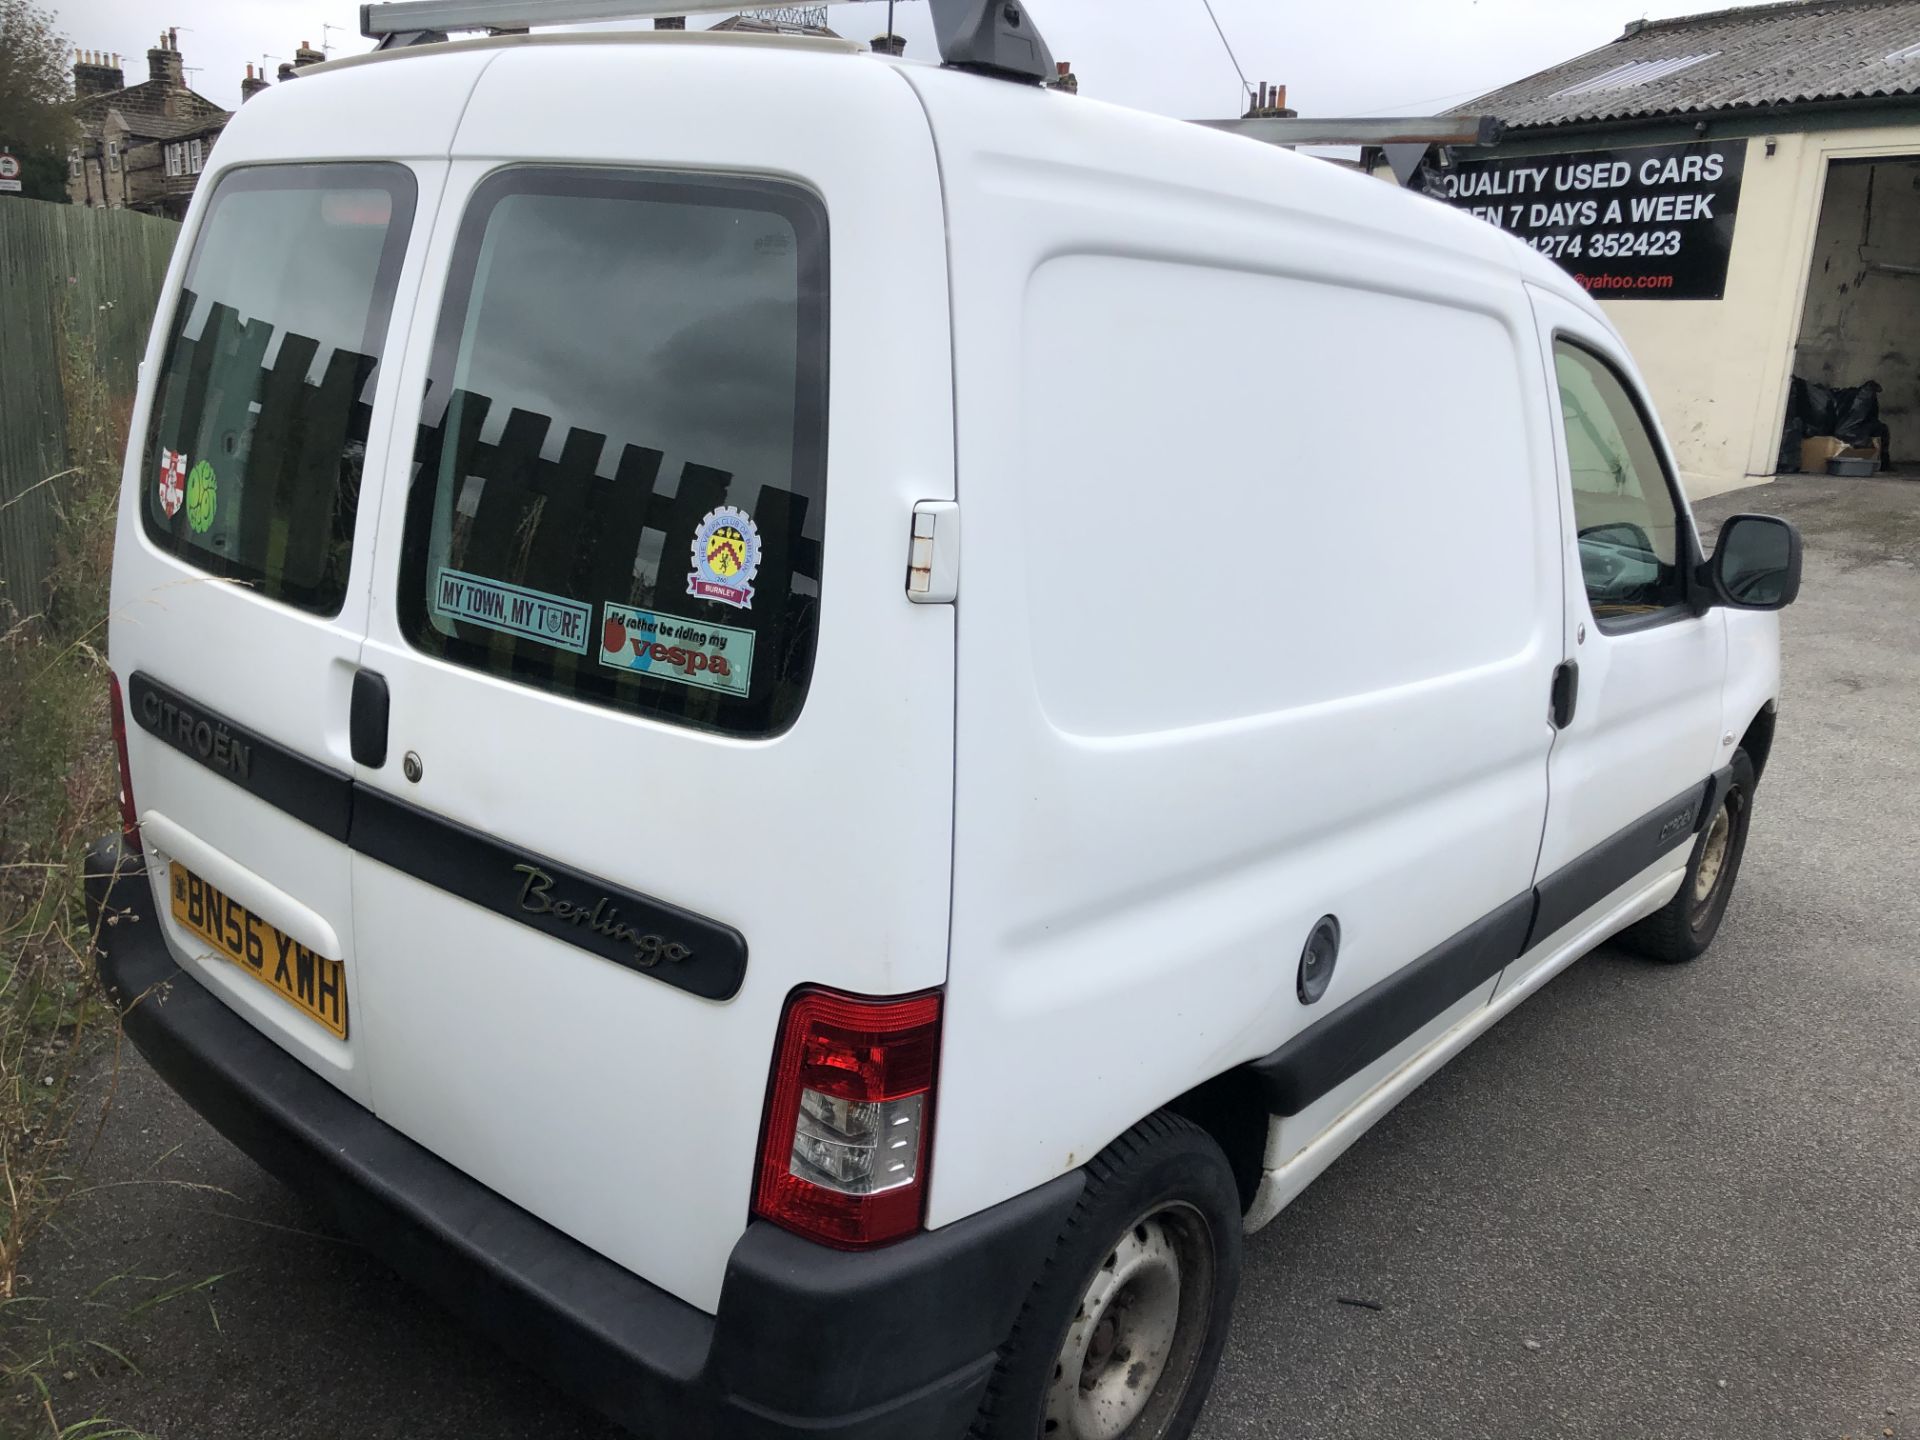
108, 672, 142, 853
754, 987, 942, 1250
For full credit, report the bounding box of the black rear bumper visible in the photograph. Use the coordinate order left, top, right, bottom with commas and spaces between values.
86, 836, 1078, 1440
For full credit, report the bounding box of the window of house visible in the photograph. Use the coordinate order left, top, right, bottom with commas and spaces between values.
189, 139, 204, 174
396, 167, 830, 739
107, 141, 120, 171
1553, 339, 1691, 626
141, 164, 418, 615
165, 144, 182, 178
68, 149, 81, 178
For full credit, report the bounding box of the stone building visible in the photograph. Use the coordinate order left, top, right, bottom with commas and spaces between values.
68, 31, 231, 219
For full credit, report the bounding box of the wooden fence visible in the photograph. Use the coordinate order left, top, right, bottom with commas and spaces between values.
0, 199, 178, 622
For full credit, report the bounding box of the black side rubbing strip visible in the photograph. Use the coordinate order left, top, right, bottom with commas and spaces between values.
1526, 779, 1711, 948
1243, 772, 1729, 1118
1247, 892, 1536, 1118
127, 674, 747, 998
350, 787, 749, 1002
127, 671, 353, 841
1695, 762, 1735, 837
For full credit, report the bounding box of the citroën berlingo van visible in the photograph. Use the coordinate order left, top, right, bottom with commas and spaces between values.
89, 3, 1802, 1436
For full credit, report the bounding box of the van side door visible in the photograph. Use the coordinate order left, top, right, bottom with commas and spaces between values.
1516, 284, 1727, 977
904, 78, 1568, 1227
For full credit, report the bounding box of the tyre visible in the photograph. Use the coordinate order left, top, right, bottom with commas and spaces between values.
971, 1112, 1243, 1440
1620, 749, 1756, 963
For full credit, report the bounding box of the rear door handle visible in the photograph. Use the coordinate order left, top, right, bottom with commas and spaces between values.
350, 670, 390, 769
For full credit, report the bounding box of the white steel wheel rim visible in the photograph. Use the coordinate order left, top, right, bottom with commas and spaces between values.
1043, 1205, 1211, 1440
1693, 803, 1733, 905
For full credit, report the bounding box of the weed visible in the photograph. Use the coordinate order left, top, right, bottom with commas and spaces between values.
0, 320, 136, 1437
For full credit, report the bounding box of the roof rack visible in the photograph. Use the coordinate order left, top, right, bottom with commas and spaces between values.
1195, 115, 1504, 148
358, 0, 1055, 82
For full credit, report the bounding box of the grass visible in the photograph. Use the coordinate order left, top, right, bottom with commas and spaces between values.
0, 329, 156, 1440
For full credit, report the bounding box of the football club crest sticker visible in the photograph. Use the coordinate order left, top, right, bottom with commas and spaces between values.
686, 506, 761, 611
158, 449, 188, 519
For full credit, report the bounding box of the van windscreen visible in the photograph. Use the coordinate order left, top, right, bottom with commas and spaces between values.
141, 164, 417, 615
396, 168, 830, 740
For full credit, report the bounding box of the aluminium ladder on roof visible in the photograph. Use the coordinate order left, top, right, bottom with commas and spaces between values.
357, 0, 1055, 80
356, 0, 1487, 164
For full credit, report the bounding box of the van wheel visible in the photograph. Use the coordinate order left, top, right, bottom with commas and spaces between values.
1620, 750, 1756, 963
971, 1112, 1242, 1440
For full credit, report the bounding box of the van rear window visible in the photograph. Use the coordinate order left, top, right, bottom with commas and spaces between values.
396, 168, 829, 739
142, 164, 417, 615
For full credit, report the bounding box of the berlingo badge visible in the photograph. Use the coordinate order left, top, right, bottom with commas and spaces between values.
686, 505, 760, 610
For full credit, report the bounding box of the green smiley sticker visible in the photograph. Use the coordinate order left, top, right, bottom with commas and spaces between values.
185, 461, 217, 534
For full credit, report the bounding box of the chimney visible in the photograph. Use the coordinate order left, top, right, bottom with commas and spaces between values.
870, 32, 905, 56
294, 38, 325, 67
1046, 58, 1078, 93
1244, 81, 1295, 119
241, 62, 270, 102
1621, 17, 1649, 38
654, 15, 686, 28
277, 61, 298, 81
74, 47, 126, 99
148, 29, 185, 86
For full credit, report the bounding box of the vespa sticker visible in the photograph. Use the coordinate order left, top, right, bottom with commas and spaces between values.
599, 604, 752, 698
686, 506, 760, 611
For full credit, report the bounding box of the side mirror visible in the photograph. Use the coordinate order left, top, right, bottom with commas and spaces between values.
1704, 513, 1802, 610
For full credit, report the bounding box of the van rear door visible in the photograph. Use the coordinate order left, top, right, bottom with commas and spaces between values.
347, 40, 957, 1314
108, 153, 431, 1108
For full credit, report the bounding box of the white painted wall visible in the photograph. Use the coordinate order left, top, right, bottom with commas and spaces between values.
1386, 122, 1920, 498
1599, 125, 1920, 498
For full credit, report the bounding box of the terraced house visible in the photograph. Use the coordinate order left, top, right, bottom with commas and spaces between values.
67, 31, 256, 219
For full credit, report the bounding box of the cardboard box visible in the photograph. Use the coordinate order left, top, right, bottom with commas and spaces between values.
1800, 434, 1881, 472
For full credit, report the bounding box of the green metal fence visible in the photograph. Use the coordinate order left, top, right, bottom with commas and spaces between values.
0, 199, 179, 623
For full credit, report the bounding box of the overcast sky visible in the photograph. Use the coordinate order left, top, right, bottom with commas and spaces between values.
54, 0, 1763, 117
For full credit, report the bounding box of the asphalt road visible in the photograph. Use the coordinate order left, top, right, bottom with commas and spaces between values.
12, 474, 1919, 1440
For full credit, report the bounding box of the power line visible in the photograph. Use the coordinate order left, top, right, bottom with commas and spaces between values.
1199, 0, 1252, 101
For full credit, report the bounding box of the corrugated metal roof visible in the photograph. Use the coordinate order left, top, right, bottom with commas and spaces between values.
1452, 0, 1920, 131
708, 13, 840, 37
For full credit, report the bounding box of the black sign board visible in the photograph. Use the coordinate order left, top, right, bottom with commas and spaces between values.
1433, 139, 1746, 300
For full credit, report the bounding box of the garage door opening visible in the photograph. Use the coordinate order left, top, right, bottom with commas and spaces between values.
1787, 155, 1920, 480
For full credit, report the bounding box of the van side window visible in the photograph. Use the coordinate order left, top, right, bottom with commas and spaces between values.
396, 168, 829, 739
141, 164, 417, 615
1552, 340, 1689, 626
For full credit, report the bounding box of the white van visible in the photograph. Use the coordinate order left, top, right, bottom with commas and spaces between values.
88, 6, 1802, 1437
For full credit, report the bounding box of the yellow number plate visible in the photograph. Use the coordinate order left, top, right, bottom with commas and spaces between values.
167, 863, 348, 1039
